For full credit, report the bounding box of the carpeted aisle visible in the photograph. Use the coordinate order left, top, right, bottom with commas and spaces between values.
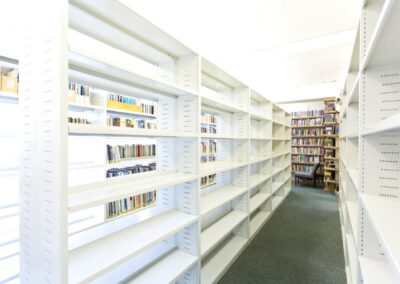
219, 185, 346, 284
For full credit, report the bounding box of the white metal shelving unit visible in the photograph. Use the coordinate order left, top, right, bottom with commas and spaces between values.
20, 1, 291, 283
339, 0, 400, 283
0, 56, 20, 284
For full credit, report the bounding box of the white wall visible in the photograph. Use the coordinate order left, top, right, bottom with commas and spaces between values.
278, 100, 325, 113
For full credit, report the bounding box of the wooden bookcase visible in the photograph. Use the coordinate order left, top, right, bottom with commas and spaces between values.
322, 98, 340, 193
291, 110, 325, 187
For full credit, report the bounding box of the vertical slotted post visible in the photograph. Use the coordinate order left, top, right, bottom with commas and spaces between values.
20, 0, 68, 282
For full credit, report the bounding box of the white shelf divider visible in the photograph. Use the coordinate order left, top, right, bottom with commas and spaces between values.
69, 210, 197, 283
250, 210, 271, 237
200, 211, 247, 257
200, 235, 247, 284
126, 249, 197, 284
69, 172, 197, 212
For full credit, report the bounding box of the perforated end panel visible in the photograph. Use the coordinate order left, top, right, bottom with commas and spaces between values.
20, 0, 69, 283
158, 59, 176, 84
364, 67, 400, 125
218, 139, 233, 162
159, 186, 177, 210
232, 217, 249, 238
177, 55, 200, 93
157, 137, 178, 172
178, 138, 198, 175
363, 132, 399, 198
232, 113, 249, 138
177, 263, 200, 284
233, 87, 250, 112
233, 140, 248, 163
158, 96, 178, 131
361, 1, 385, 60
178, 181, 199, 215
218, 112, 232, 136
217, 170, 232, 187
359, 206, 386, 261
178, 221, 200, 256
178, 95, 199, 133
232, 166, 248, 187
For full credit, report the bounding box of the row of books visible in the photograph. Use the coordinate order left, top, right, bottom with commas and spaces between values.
107, 93, 155, 115
291, 110, 324, 117
201, 140, 217, 155
292, 147, 324, 155
201, 174, 216, 188
68, 117, 90, 124
201, 125, 217, 134
68, 83, 90, 105
292, 128, 324, 136
325, 161, 336, 168
107, 116, 157, 129
67, 83, 156, 116
325, 149, 336, 158
201, 155, 217, 163
0, 68, 19, 93
325, 138, 336, 147
291, 138, 324, 146
105, 191, 156, 220
325, 126, 339, 135
292, 164, 315, 172
291, 155, 322, 163
106, 144, 156, 163
201, 112, 217, 124
106, 163, 156, 178
292, 118, 323, 126
324, 113, 339, 123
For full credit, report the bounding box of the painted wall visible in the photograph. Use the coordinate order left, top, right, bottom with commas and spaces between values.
278, 100, 325, 114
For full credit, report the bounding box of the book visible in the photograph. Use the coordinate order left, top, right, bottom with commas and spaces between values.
106, 162, 156, 178
106, 144, 156, 163
105, 190, 157, 219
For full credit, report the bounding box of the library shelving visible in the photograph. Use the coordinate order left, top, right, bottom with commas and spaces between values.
339, 0, 400, 283
19, 1, 291, 283
0, 56, 20, 284
291, 110, 325, 186
322, 98, 340, 192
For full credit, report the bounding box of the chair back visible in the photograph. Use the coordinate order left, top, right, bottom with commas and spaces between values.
310, 163, 319, 175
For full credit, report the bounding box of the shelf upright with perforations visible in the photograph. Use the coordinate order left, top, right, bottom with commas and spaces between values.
20, 1, 291, 283
339, 0, 400, 283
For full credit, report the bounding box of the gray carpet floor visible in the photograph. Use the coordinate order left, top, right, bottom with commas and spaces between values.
219, 185, 346, 284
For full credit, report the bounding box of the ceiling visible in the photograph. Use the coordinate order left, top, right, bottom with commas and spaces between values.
122, 0, 362, 102
0, 0, 362, 102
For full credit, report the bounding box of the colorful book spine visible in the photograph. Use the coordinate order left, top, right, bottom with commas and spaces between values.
105, 191, 157, 219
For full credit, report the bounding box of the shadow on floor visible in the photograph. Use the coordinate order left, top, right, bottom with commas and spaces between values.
219, 185, 346, 284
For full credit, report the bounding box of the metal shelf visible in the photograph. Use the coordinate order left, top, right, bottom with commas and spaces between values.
361, 194, 400, 280
200, 235, 247, 284
69, 210, 197, 283
249, 192, 271, 214
201, 185, 248, 216
200, 211, 247, 257
126, 249, 197, 284
361, 114, 400, 136
69, 171, 197, 212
